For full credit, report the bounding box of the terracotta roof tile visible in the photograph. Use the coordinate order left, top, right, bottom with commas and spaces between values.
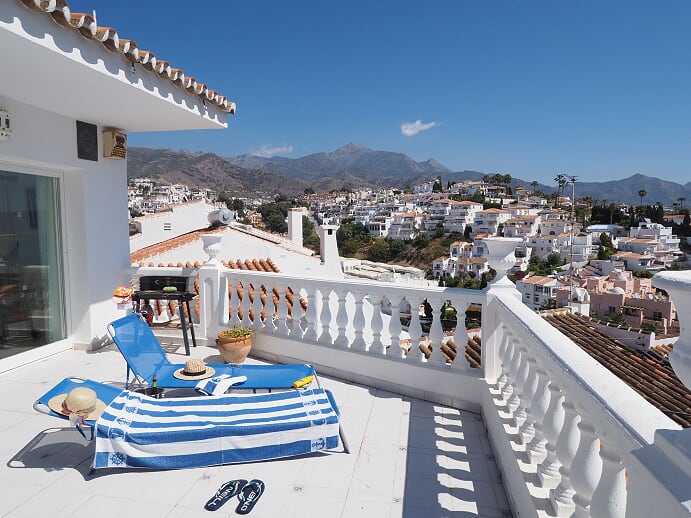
19, 0, 235, 114
545, 312, 691, 428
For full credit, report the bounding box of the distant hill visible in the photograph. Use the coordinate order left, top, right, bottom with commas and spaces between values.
129, 146, 691, 205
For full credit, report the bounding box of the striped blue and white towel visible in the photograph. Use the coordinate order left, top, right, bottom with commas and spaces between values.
93, 388, 340, 470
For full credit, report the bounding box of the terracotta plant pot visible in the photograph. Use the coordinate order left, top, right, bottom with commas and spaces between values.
216, 332, 253, 364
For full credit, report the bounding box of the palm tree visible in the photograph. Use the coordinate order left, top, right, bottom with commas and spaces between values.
638, 189, 647, 208
530, 180, 538, 194
678, 197, 686, 210
554, 173, 567, 203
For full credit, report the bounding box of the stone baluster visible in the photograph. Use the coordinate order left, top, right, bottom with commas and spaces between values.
289, 292, 304, 338
274, 282, 290, 337
240, 283, 253, 328
254, 284, 270, 333
508, 345, 530, 423
538, 383, 565, 489
525, 368, 551, 464
517, 357, 540, 442
370, 293, 385, 354
570, 420, 603, 517
228, 279, 241, 326
350, 288, 366, 351
427, 296, 446, 365
550, 400, 580, 516
500, 334, 519, 406
451, 300, 470, 370
387, 294, 403, 359
590, 442, 627, 518
495, 327, 513, 393
407, 296, 424, 362
302, 286, 319, 342
332, 288, 349, 348
318, 288, 333, 345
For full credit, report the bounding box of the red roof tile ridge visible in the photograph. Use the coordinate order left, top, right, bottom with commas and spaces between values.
18, 0, 235, 114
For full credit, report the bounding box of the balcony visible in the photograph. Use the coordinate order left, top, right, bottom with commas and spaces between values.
5, 237, 691, 516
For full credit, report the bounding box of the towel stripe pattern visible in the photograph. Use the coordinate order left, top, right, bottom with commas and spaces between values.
93, 388, 339, 469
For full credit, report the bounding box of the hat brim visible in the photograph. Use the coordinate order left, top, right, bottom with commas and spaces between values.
112, 296, 131, 304
173, 365, 216, 380
46, 393, 108, 422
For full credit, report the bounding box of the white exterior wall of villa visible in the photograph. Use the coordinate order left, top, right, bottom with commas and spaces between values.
0, 96, 131, 357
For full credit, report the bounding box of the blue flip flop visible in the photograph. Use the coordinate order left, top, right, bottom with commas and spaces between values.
204, 479, 248, 511
236, 479, 265, 515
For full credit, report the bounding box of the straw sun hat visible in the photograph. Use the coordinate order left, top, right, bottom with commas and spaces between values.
173, 358, 216, 380
47, 387, 107, 424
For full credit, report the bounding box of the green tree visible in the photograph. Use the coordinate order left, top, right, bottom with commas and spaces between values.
367, 238, 391, 262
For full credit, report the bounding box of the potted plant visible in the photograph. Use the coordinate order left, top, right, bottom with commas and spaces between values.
216, 325, 254, 364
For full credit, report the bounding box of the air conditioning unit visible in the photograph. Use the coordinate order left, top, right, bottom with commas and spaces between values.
103, 130, 127, 159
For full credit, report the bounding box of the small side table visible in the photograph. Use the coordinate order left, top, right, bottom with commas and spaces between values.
132, 290, 197, 356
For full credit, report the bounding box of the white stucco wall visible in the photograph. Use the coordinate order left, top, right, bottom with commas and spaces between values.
0, 96, 131, 354
130, 201, 216, 252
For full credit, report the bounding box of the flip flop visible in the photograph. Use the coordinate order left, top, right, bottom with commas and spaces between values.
204, 479, 248, 511
236, 479, 265, 515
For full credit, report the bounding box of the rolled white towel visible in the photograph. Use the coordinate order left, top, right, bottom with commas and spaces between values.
195, 375, 248, 395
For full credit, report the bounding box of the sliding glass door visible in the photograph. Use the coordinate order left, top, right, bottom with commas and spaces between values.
0, 169, 65, 358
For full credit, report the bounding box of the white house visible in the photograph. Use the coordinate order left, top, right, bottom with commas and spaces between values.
0, 1, 234, 369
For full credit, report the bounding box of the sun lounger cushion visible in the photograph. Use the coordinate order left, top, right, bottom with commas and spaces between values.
93, 388, 340, 469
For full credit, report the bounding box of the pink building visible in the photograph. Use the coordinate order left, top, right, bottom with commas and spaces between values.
557, 269, 677, 333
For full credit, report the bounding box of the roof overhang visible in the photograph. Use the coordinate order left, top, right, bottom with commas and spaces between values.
0, 2, 229, 132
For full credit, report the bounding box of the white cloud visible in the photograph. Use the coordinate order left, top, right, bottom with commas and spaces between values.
401, 119, 439, 137
251, 144, 294, 158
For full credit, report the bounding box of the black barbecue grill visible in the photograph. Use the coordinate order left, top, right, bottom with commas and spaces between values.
132, 275, 197, 355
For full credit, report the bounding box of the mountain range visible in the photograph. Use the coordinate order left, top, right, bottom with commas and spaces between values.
127, 144, 691, 206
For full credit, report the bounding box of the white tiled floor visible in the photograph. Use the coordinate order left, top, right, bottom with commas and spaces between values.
0, 341, 511, 517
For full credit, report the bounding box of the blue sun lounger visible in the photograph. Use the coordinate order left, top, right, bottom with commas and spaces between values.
107, 313, 316, 390
33, 377, 124, 440
34, 377, 349, 469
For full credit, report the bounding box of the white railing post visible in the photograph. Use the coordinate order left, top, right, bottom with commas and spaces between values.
550, 399, 580, 516
370, 293, 385, 354
526, 368, 551, 463
538, 382, 565, 489
318, 288, 333, 345
274, 282, 290, 337
387, 293, 404, 359
302, 286, 319, 342
407, 296, 424, 362
451, 299, 470, 371
228, 278, 240, 326
351, 288, 366, 351
590, 443, 627, 518
517, 357, 540, 443
427, 295, 446, 365
570, 420, 603, 518
333, 288, 349, 348
252, 284, 267, 333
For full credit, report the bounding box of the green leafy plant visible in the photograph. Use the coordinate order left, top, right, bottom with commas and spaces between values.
218, 326, 253, 340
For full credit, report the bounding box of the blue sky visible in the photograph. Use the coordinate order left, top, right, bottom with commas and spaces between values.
69, 0, 691, 184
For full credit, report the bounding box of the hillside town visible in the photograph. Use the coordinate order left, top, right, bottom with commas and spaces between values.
128, 175, 689, 341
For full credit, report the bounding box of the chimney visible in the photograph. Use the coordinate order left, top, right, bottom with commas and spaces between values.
317, 223, 340, 265
287, 208, 304, 246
